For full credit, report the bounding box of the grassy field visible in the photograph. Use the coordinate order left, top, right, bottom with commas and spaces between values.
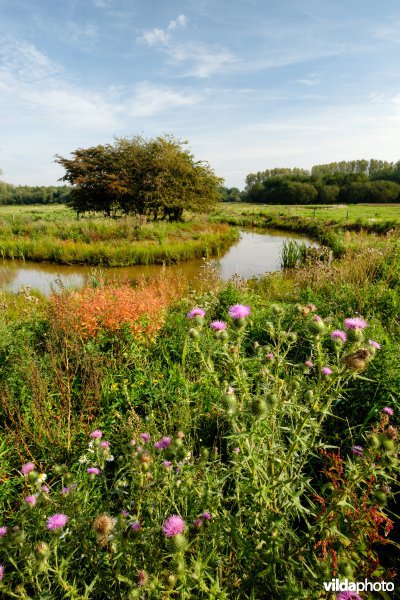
213, 202, 400, 227
0, 205, 238, 265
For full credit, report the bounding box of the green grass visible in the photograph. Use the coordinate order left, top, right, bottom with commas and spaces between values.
213, 201, 400, 228
0, 205, 239, 265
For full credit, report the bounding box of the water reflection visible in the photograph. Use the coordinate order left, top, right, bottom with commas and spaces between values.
0, 230, 315, 295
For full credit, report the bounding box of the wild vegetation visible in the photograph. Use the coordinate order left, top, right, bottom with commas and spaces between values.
0, 205, 238, 266
0, 201, 399, 597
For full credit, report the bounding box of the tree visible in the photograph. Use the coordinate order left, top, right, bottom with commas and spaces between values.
56, 136, 222, 220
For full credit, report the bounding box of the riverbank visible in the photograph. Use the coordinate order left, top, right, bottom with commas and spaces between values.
0, 205, 239, 265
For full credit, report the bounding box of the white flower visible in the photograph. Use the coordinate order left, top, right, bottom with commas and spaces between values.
37, 473, 47, 483
106, 455, 115, 462
78, 455, 88, 464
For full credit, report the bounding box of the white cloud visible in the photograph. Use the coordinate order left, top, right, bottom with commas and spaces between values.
375, 18, 400, 44
141, 27, 170, 47
139, 14, 234, 78
127, 81, 201, 117
168, 15, 188, 30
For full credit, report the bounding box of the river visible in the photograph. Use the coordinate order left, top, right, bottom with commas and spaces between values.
0, 229, 315, 295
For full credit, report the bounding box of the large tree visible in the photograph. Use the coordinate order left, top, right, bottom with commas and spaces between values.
56, 136, 222, 219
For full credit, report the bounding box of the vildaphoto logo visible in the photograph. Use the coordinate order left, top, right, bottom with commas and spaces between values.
323, 578, 394, 593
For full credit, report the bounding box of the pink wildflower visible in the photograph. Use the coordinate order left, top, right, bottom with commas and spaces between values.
368, 339, 381, 349
321, 367, 333, 376
162, 515, 185, 537
228, 304, 251, 319
187, 308, 205, 319
304, 360, 313, 368
163, 461, 172, 468
154, 436, 171, 450
140, 433, 150, 443
41, 485, 50, 493
193, 518, 203, 527
201, 512, 212, 521
0, 526, 7, 537
313, 315, 323, 323
100, 441, 110, 448
87, 467, 100, 475
351, 445, 363, 456
0, 565, 3, 582
336, 592, 363, 600
21, 462, 35, 475
233, 447, 241, 454
25, 495, 37, 507
90, 430, 103, 439
266, 353, 274, 360
131, 521, 141, 532
344, 317, 368, 330
46, 513, 69, 530
383, 407, 394, 416
210, 320, 227, 331
331, 330, 347, 342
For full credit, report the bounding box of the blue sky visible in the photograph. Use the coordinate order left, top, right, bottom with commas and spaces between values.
1, 0, 400, 189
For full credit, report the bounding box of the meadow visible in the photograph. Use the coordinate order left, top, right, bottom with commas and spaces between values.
0, 203, 399, 598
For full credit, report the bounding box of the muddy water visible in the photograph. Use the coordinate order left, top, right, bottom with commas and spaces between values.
0, 229, 315, 295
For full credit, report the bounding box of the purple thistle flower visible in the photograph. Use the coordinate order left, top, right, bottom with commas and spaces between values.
87, 467, 100, 475
193, 518, 203, 527
162, 515, 185, 537
46, 513, 68, 530
140, 433, 150, 443
383, 407, 394, 416
344, 317, 368, 330
307, 303, 316, 311
41, 485, 50, 494
304, 360, 314, 368
187, 308, 205, 319
163, 461, 172, 468
210, 320, 227, 331
313, 315, 323, 323
201, 512, 212, 521
0, 526, 7, 537
351, 445, 363, 456
131, 521, 141, 532
21, 462, 35, 475
336, 593, 363, 600
368, 339, 381, 349
233, 447, 241, 454
121, 509, 130, 517
0, 565, 3, 582
100, 441, 110, 448
321, 367, 333, 376
90, 430, 103, 439
154, 436, 172, 450
228, 304, 251, 319
60, 486, 71, 495
25, 495, 37, 507
331, 330, 347, 342
266, 353, 274, 360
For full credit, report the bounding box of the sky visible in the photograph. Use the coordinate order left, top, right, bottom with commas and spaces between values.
1, 0, 400, 189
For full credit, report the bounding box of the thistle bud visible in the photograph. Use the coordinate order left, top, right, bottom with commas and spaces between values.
368, 434, 380, 450
189, 328, 200, 340
34, 541, 50, 559
347, 329, 364, 343
172, 533, 188, 551
271, 304, 284, 315
381, 437, 395, 452
251, 398, 268, 416
286, 332, 297, 343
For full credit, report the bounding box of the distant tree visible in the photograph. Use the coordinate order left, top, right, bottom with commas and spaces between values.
220, 186, 242, 202
56, 136, 222, 220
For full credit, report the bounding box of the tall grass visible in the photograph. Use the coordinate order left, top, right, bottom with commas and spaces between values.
280, 240, 308, 268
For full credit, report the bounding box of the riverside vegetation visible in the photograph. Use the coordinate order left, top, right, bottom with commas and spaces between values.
0, 202, 399, 598
0, 205, 238, 266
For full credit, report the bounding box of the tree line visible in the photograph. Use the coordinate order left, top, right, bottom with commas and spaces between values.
0, 182, 71, 206
236, 160, 400, 204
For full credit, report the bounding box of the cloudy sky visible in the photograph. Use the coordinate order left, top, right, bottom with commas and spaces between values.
1, 0, 400, 188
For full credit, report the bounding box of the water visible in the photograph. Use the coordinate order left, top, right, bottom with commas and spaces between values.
0, 229, 315, 295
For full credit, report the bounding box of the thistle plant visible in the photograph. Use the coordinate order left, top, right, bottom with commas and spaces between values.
0, 304, 397, 599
